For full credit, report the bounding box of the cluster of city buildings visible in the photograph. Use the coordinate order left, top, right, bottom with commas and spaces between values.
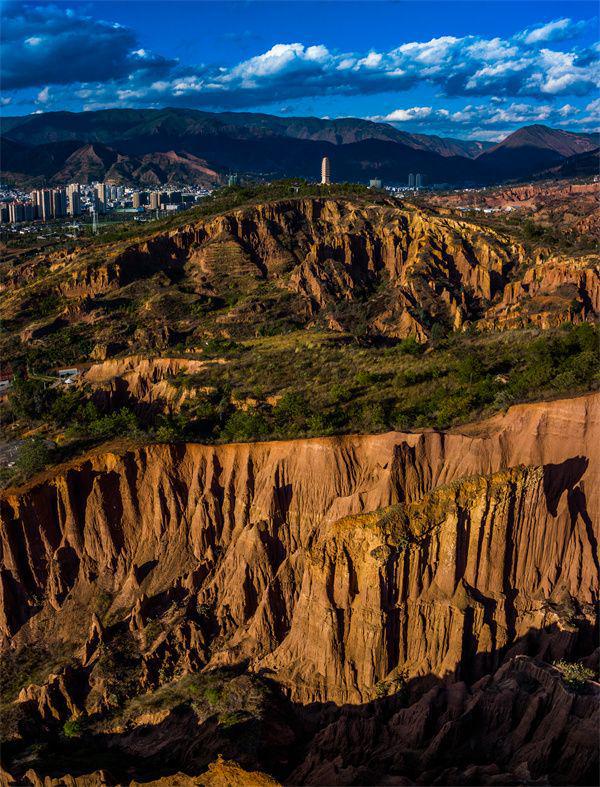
408, 173, 425, 189
0, 182, 212, 226
1, 186, 80, 224
131, 189, 198, 211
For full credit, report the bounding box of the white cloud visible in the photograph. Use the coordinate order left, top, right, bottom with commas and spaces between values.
395, 36, 459, 65
519, 18, 590, 45
369, 100, 587, 139
585, 97, 600, 114
228, 43, 332, 82
378, 106, 433, 122
558, 103, 580, 116
357, 52, 383, 69
36, 86, 50, 103
465, 38, 518, 61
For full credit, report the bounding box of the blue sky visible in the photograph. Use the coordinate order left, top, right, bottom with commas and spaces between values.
1, 0, 599, 140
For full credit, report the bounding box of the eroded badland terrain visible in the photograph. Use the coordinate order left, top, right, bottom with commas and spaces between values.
0, 183, 598, 786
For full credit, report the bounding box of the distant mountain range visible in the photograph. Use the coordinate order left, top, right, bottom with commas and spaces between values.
1, 108, 598, 187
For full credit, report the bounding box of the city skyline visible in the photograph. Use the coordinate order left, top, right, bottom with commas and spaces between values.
1, 1, 599, 141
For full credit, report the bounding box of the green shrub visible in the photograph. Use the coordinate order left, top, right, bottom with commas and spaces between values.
95, 632, 142, 706
221, 409, 270, 442
62, 718, 83, 738
204, 685, 222, 706
8, 377, 51, 420
553, 660, 595, 691
328, 383, 352, 404
16, 438, 53, 476
396, 337, 424, 356
218, 711, 247, 728
67, 404, 141, 441
456, 355, 486, 384
50, 389, 86, 426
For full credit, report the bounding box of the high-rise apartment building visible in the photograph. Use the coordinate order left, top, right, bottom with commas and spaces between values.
94, 183, 107, 214
149, 192, 160, 210
321, 156, 331, 185
408, 173, 415, 188
30, 190, 39, 218
67, 184, 81, 216
8, 202, 25, 223
132, 192, 141, 209
37, 189, 52, 221
52, 188, 67, 218
415, 173, 424, 189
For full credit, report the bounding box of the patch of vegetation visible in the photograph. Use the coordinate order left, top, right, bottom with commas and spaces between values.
94, 591, 113, 622
95, 631, 143, 707
8, 377, 52, 421
62, 718, 84, 738
111, 669, 270, 734
0, 437, 57, 490
374, 669, 408, 700
0, 644, 73, 705
65, 403, 142, 441
15, 437, 54, 475
553, 660, 596, 692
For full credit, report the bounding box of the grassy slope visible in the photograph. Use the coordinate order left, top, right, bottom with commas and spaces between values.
1, 183, 598, 488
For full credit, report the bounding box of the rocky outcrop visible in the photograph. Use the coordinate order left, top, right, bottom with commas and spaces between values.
260, 464, 596, 703
81, 355, 222, 413
3, 758, 280, 787
480, 256, 600, 331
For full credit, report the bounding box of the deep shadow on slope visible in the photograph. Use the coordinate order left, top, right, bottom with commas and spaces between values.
2, 623, 598, 787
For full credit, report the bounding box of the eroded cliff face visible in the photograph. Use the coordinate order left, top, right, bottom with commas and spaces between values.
80, 355, 224, 413
90, 198, 599, 339
0, 393, 598, 784
1, 394, 597, 701
2, 198, 596, 345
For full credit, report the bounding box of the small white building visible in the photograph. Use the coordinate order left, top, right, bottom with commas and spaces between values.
58, 368, 80, 384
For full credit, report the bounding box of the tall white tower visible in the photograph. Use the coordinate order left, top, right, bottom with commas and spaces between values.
321, 156, 331, 185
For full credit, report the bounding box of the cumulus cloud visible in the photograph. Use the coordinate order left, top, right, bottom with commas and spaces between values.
371, 100, 593, 138
1, 1, 176, 90
518, 17, 593, 45
380, 107, 436, 122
